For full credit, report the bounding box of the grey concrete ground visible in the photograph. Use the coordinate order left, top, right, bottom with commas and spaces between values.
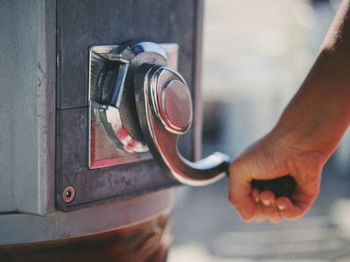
169, 0, 350, 261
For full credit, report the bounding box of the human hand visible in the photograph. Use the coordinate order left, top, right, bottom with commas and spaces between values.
228, 130, 327, 223
227, 18, 350, 223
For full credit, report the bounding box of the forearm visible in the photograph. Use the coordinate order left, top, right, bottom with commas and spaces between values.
228, 1, 350, 223
274, 0, 350, 157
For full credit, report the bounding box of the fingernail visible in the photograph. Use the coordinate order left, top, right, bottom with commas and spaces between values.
277, 204, 285, 211
254, 197, 259, 203
262, 199, 270, 206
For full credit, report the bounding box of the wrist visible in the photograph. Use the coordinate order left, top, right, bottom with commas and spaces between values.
273, 49, 349, 159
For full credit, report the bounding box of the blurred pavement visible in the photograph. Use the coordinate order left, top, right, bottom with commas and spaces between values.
169, 166, 350, 262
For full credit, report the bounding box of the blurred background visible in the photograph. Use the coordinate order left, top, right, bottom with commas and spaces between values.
169, 0, 350, 261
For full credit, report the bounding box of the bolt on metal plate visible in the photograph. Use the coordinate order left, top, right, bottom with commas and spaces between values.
62, 186, 76, 203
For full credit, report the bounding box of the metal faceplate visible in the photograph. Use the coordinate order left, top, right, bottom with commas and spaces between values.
55, 0, 202, 211
88, 43, 179, 169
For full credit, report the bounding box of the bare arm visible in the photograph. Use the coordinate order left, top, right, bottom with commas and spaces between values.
228, 0, 350, 223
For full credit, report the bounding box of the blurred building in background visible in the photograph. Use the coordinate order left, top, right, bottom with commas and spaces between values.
201, 0, 349, 175
169, 0, 350, 261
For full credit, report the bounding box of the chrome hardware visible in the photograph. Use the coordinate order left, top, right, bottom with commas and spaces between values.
154, 78, 193, 134
88, 42, 179, 169
134, 63, 230, 186
89, 41, 229, 186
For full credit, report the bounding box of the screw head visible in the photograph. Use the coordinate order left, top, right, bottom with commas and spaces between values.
62, 186, 76, 204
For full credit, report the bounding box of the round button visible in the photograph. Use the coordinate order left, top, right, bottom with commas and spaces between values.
160, 79, 193, 133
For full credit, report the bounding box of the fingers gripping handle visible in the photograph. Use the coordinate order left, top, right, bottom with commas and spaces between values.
251, 176, 296, 198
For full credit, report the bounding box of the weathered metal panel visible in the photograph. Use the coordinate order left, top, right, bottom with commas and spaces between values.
56, 108, 175, 209
0, 0, 56, 215
57, 0, 195, 110
56, 0, 202, 210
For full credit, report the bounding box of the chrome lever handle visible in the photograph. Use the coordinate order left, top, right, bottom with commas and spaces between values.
134, 63, 230, 186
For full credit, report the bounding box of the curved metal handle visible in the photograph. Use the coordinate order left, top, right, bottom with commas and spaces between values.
134, 63, 230, 186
